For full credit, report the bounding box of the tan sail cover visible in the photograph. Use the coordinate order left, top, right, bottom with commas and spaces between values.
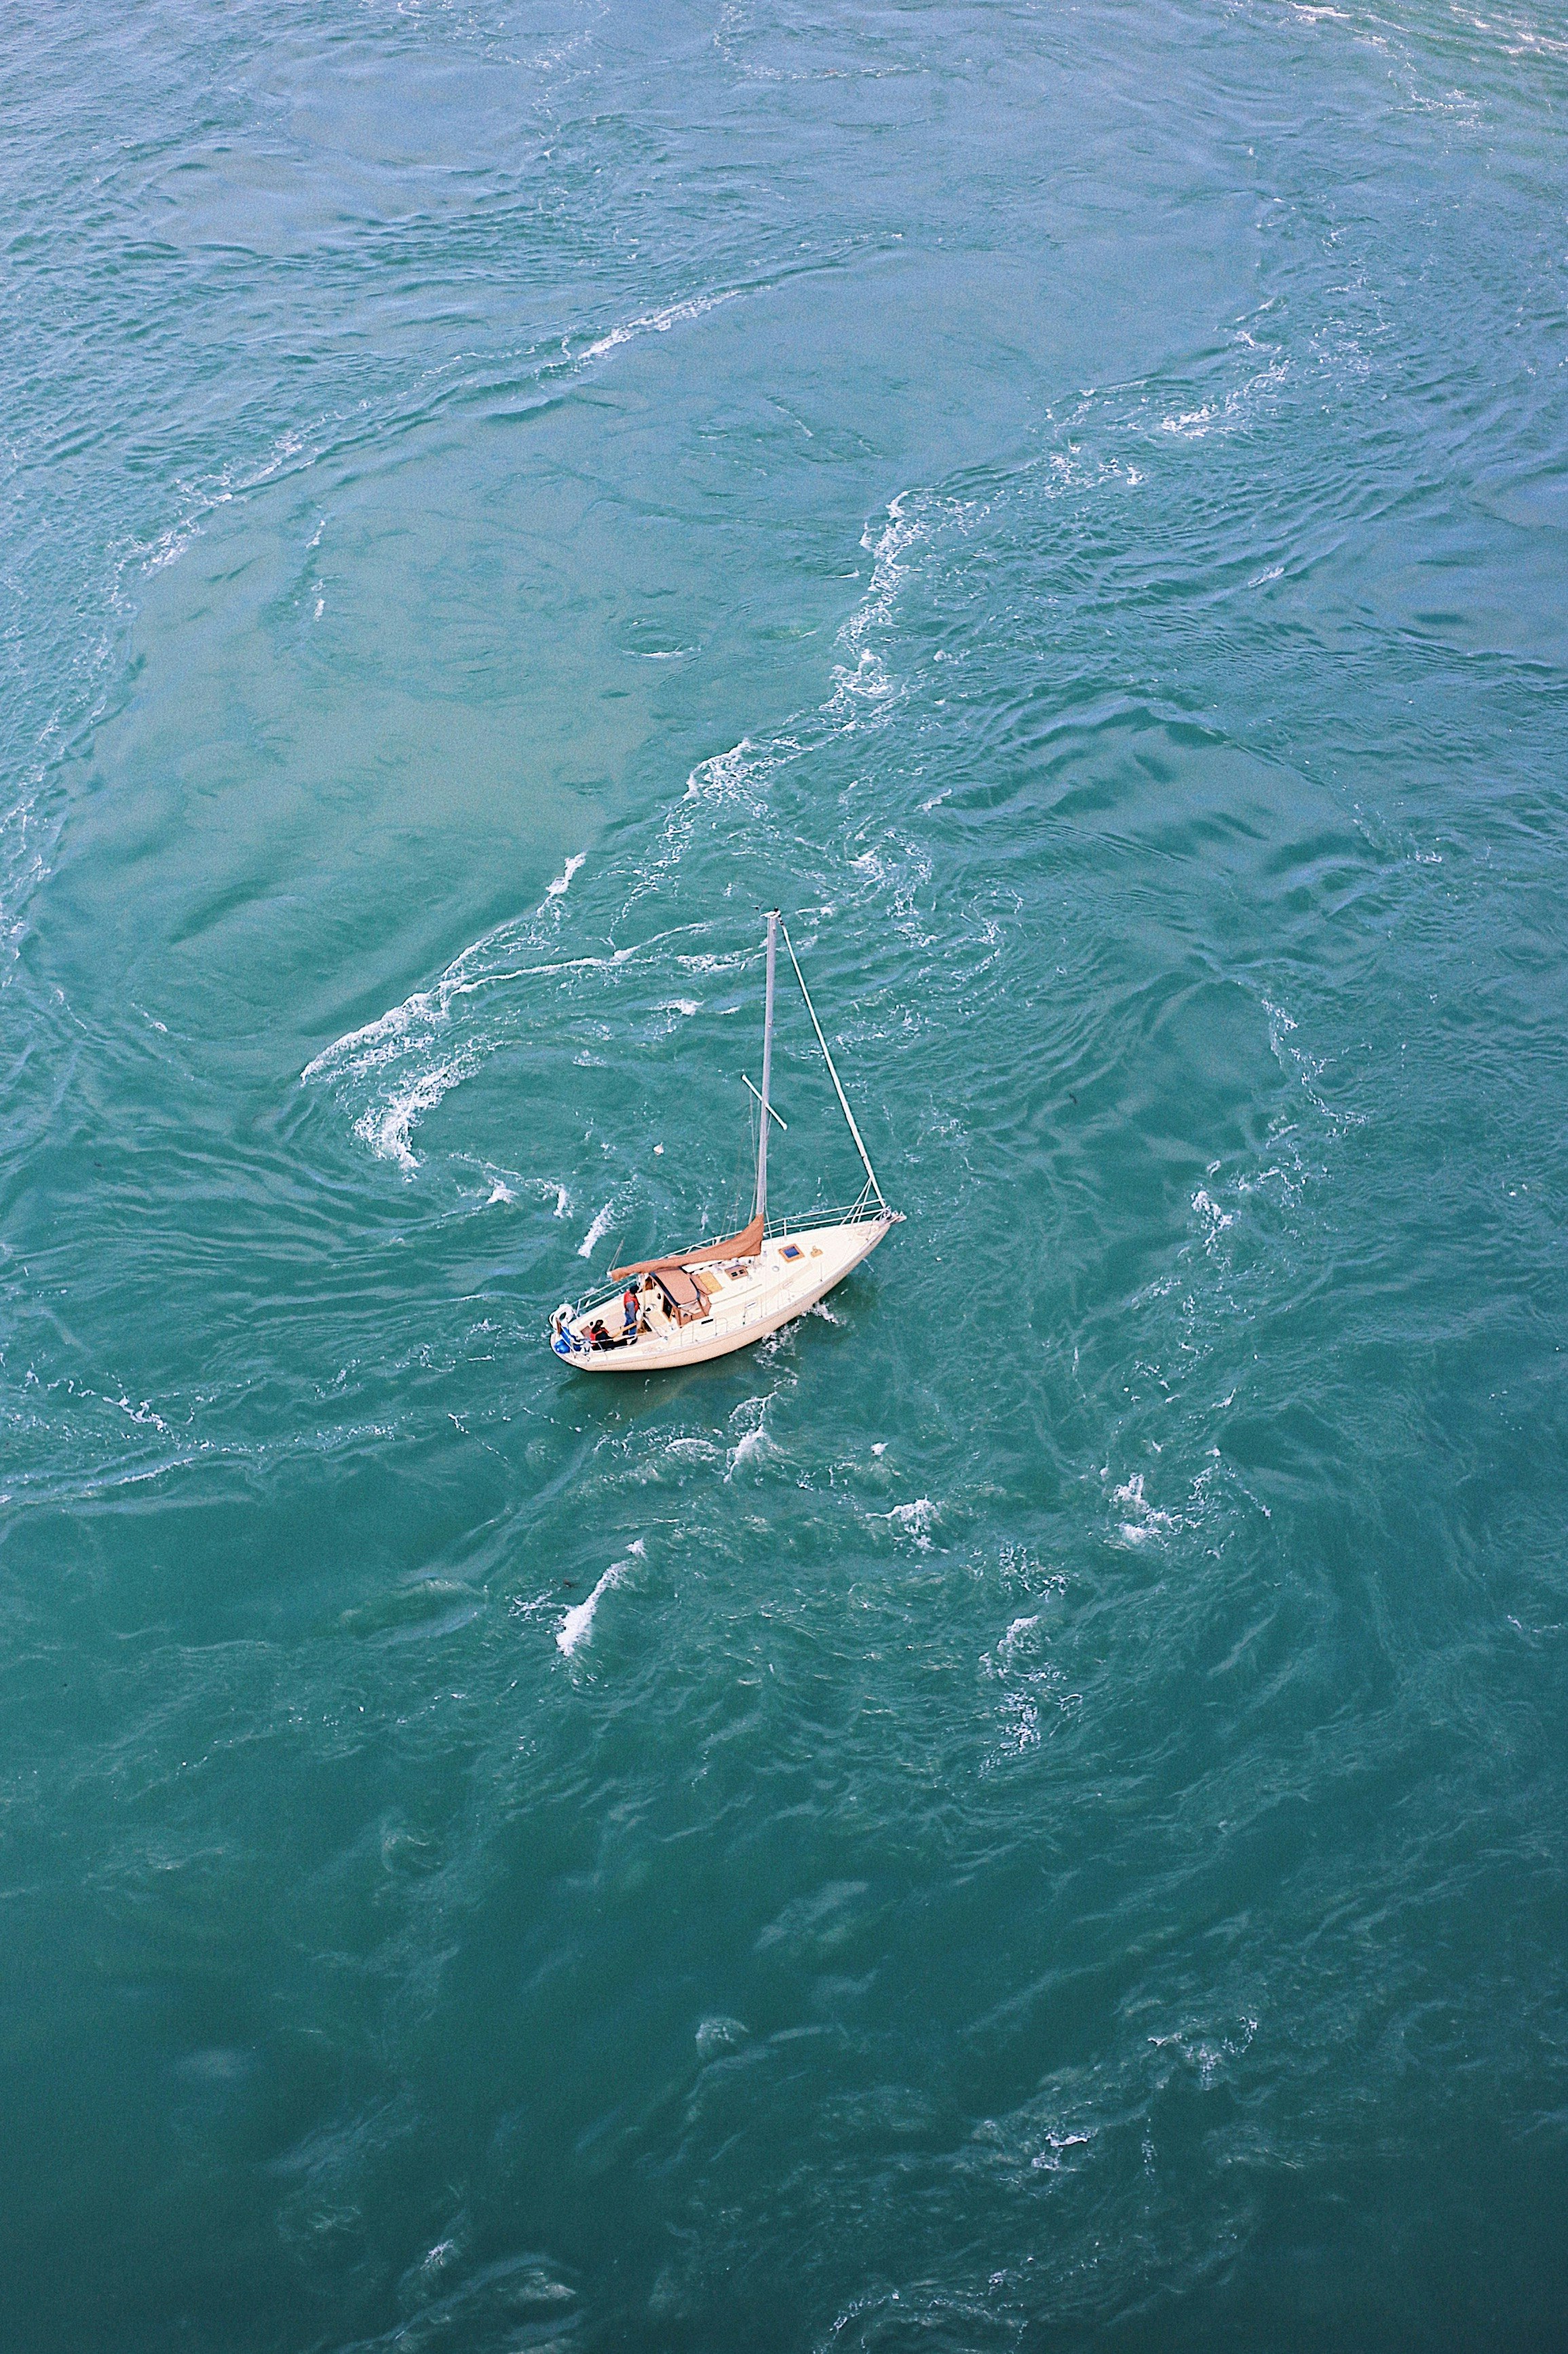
609, 1213, 764, 1280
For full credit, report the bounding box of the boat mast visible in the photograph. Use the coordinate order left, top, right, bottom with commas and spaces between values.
780, 919, 889, 1214
754, 910, 780, 1223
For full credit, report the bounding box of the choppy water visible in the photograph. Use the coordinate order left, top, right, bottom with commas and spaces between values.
5, 1, 1568, 2346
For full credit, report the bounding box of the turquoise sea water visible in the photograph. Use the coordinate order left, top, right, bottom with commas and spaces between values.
5, 1, 1568, 2345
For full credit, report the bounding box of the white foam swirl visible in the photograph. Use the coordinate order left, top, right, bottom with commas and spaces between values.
556, 1540, 643, 1656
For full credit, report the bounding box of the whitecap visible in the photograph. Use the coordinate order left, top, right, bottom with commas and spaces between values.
997, 1613, 1040, 1668
725, 1423, 772, 1479
1160, 403, 1219, 437
666, 1435, 724, 1463
676, 950, 750, 976
526, 1177, 571, 1218
143, 523, 198, 574
1193, 1187, 1234, 1236
544, 851, 586, 901
577, 1200, 615, 1259
556, 1540, 643, 1656
725, 1393, 776, 1479
117, 1394, 170, 1435
1031, 2129, 1092, 2171
695, 2015, 750, 2058
1112, 1472, 1175, 1546
301, 985, 440, 1084
824, 491, 949, 718
353, 1048, 478, 1173
999, 1692, 1041, 1751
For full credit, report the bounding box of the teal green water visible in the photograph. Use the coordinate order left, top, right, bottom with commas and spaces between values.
5, 2, 1568, 2345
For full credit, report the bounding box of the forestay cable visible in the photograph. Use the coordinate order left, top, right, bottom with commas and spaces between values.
780, 922, 887, 1212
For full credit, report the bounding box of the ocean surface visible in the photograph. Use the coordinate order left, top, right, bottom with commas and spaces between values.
5, 1, 1568, 2346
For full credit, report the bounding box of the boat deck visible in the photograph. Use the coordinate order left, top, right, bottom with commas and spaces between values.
552, 1215, 896, 1371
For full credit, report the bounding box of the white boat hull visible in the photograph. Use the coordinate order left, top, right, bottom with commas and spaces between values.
553, 1215, 897, 1373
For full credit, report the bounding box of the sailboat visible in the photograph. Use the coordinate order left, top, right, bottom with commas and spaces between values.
550, 912, 902, 1371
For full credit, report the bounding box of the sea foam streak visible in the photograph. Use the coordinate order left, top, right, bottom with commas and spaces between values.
826, 493, 932, 715
576, 289, 741, 366
610, 491, 949, 933
303, 470, 950, 1171
300, 869, 581, 1168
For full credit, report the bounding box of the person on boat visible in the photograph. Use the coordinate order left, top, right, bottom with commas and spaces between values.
588, 1318, 613, 1350
622, 1286, 640, 1338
